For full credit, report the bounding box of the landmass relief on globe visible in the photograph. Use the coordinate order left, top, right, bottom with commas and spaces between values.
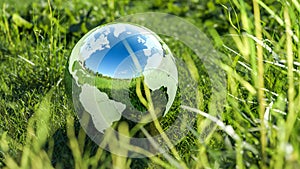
68, 23, 178, 135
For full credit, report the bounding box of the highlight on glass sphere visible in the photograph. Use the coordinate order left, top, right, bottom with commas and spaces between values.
67, 23, 178, 134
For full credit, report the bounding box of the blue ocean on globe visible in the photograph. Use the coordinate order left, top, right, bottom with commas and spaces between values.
81, 24, 164, 79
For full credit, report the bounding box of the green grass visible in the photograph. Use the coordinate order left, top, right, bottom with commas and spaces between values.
0, 0, 299, 168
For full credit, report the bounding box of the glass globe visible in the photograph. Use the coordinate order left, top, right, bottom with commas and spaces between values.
67, 23, 178, 134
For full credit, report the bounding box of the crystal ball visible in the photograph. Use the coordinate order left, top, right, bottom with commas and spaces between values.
67, 23, 178, 134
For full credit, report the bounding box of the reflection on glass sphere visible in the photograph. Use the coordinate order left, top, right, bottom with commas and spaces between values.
67, 23, 178, 134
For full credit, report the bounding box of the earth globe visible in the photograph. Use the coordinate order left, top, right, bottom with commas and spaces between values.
67, 23, 179, 136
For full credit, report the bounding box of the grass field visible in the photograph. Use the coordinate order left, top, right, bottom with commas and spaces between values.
0, 0, 299, 168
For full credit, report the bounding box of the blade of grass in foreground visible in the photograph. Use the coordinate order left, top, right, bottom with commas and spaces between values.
284, 5, 296, 150
253, 0, 267, 167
